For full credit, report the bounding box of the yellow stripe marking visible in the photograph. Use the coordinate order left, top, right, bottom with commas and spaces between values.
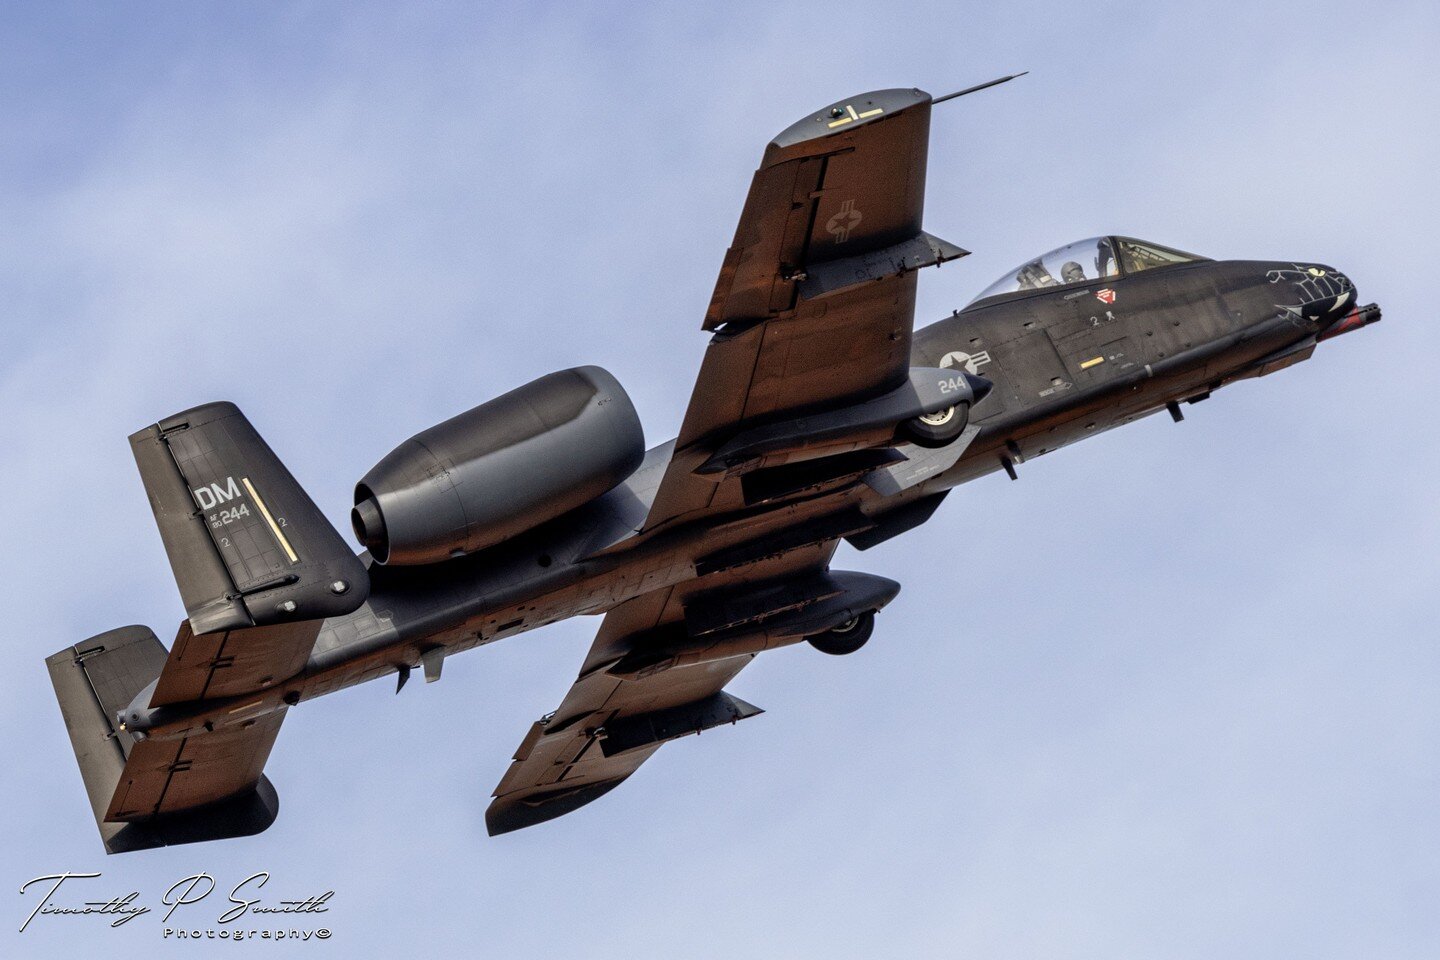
228, 699, 264, 715
242, 476, 298, 563
1080, 356, 1105, 370
825, 104, 884, 128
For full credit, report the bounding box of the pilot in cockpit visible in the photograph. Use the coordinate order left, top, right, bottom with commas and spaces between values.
1060, 261, 1087, 284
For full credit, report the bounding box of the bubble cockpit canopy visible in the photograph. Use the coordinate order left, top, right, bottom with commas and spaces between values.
970, 236, 1209, 305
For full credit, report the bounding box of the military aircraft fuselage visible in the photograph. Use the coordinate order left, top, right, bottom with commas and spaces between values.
52, 83, 1386, 853
123, 246, 1375, 742
915, 254, 1362, 467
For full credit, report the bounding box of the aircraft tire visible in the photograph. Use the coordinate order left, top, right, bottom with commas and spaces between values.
900, 402, 969, 448
807, 611, 875, 656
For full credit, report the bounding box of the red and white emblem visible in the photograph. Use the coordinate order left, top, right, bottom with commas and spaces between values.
1095, 288, 1117, 304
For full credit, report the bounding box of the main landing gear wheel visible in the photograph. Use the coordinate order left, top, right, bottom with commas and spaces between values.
807, 610, 876, 656
899, 402, 970, 448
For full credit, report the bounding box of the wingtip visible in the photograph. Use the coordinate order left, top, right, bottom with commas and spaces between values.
769, 88, 931, 153
485, 779, 628, 836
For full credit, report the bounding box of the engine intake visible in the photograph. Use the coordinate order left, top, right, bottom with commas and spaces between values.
353, 366, 644, 565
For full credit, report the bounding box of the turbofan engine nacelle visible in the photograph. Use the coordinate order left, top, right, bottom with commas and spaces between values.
352, 366, 644, 565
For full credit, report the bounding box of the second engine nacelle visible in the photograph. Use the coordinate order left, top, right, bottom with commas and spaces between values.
352, 366, 644, 565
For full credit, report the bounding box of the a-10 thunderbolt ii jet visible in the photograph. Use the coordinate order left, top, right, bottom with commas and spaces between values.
47, 77, 1380, 852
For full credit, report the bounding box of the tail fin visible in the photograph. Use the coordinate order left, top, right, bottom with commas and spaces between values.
130, 401, 368, 635
47, 626, 280, 854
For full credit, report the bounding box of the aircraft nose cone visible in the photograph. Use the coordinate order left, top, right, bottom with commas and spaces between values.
1270, 262, 1355, 321
1308, 265, 1356, 319
1313, 266, 1358, 326
1323, 267, 1355, 310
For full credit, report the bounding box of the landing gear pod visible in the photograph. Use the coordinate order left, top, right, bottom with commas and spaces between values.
807, 610, 876, 655
696, 368, 991, 476
353, 366, 645, 565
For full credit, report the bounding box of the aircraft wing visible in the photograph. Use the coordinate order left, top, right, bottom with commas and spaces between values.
643, 87, 964, 531
486, 542, 837, 835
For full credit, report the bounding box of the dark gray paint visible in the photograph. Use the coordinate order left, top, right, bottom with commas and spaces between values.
130, 401, 370, 634
353, 365, 644, 565
44, 85, 1382, 853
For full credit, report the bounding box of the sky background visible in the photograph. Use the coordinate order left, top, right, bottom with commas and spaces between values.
3, 1, 1437, 956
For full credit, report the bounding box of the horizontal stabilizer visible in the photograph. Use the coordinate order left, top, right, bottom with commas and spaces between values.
148, 617, 322, 707
99, 781, 278, 856
131, 401, 368, 635
47, 626, 281, 854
